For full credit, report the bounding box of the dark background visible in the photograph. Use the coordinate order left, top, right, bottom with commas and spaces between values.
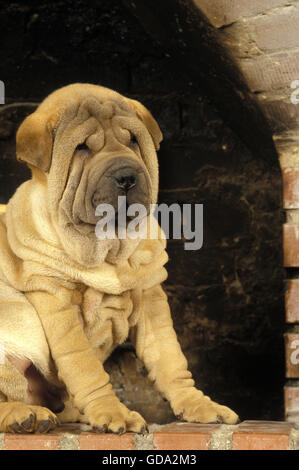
0, 0, 285, 423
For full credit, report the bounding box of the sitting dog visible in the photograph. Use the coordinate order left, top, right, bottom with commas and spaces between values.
0, 83, 238, 433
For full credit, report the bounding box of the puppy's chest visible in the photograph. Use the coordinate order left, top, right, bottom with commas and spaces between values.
79, 287, 142, 354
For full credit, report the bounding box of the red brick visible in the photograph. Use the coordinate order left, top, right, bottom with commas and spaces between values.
285, 333, 299, 378
79, 432, 134, 450
285, 279, 299, 323
193, 0, 286, 28
153, 422, 219, 450
232, 421, 292, 450
283, 224, 299, 267
282, 168, 299, 209
4, 433, 60, 450
284, 386, 299, 422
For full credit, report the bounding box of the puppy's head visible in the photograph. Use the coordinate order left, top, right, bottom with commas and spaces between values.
16, 83, 162, 232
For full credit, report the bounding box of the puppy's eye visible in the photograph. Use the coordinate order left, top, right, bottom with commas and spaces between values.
76, 142, 89, 152
130, 134, 138, 149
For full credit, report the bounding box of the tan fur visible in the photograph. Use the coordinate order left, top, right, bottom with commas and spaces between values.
0, 84, 238, 433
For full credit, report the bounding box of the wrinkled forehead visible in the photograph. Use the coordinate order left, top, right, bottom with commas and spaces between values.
38, 83, 134, 122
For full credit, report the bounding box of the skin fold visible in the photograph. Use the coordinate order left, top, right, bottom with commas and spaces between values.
0, 83, 239, 433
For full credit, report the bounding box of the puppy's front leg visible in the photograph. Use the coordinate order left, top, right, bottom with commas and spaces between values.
130, 285, 239, 424
26, 286, 146, 433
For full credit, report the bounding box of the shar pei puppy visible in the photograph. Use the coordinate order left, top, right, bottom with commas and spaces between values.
0, 83, 238, 433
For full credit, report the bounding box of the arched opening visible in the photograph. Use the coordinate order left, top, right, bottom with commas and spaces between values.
0, 0, 287, 424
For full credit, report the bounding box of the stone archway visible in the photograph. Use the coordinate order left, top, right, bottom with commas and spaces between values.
123, 0, 299, 422
193, 0, 299, 422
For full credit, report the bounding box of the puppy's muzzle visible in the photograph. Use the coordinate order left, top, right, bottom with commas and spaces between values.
114, 171, 137, 193
91, 157, 151, 215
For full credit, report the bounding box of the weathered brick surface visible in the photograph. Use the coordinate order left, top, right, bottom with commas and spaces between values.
283, 224, 299, 267
153, 422, 219, 450
232, 420, 292, 450
282, 168, 299, 209
248, 7, 299, 53
79, 432, 135, 450
274, 132, 299, 168
1, 421, 298, 450
239, 51, 299, 93
284, 333, 299, 378
4, 433, 60, 450
285, 279, 299, 323
284, 385, 299, 422
193, 0, 288, 28
221, 6, 299, 58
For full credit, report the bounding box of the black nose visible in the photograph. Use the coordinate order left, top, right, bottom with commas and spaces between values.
114, 174, 136, 192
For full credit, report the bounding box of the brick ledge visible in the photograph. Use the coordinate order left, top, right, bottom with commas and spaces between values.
1, 421, 299, 450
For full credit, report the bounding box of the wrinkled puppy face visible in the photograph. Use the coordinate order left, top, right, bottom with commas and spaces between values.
53, 97, 153, 233
16, 84, 162, 236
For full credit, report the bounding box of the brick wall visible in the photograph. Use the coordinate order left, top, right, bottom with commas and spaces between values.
194, 0, 299, 425
1, 422, 299, 450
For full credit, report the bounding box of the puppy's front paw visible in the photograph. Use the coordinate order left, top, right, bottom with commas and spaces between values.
86, 397, 147, 434
0, 402, 58, 433
173, 390, 239, 425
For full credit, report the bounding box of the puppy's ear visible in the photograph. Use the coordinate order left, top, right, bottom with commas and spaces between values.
126, 98, 163, 150
16, 111, 58, 172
